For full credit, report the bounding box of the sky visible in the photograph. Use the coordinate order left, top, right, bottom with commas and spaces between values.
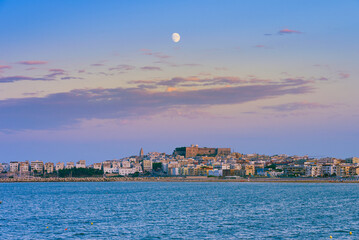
0, 0, 358, 163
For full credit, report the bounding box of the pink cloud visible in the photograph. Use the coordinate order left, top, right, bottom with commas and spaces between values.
0, 65, 11, 70
339, 72, 350, 79
279, 29, 302, 34
18, 61, 48, 65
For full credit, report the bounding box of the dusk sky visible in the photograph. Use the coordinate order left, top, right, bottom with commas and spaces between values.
0, 0, 358, 163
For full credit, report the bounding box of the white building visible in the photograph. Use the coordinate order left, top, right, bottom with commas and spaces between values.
121, 161, 131, 168
65, 162, 75, 169
118, 168, 137, 176
76, 160, 86, 168
56, 162, 65, 171
104, 167, 118, 174
305, 165, 322, 177
322, 165, 337, 176
10, 162, 19, 173
171, 167, 180, 176
93, 163, 102, 170
208, 169, 223, 177
31, 160, 44, 174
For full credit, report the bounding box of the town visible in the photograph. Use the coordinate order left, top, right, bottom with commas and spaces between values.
0, 145, 358, 180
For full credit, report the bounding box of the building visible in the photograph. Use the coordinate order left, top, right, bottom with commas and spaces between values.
284, 165, 305, 176
31, 160, 44, 174
118, 167, 137, 176
347, 157, 359, 164
104, 167, 119, 174
142, 160, 152, 172
9, 162, 19, 173
102, 161, 112, 173
93, 163, 102, 170
208, 169, 223, 177
305, 165, 322, 177
44, 162, 54, 173
322, 165, 337, 176
243, 165, 255, 176
0, 163, 10, 173
139, 148, 144, 157
65, 162, 75, 169
55, 162, 65, 171
122, 161, 131, 168
76, 160, 86, 168
19, 161, 30, 175
173, 144, 231, 158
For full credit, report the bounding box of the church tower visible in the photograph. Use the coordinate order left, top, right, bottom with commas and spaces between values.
139, 147, 144, 157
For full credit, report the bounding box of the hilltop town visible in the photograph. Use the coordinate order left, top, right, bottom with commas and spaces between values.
1, 145, 358, 180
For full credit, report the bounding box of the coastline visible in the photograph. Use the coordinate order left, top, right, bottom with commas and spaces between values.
1, 177, 358, 183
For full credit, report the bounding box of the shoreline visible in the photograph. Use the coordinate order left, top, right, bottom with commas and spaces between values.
1, 177, 358, 183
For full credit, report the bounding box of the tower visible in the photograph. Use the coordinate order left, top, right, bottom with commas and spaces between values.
139, 147, 144, 157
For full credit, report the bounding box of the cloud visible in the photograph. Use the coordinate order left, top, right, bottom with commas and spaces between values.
278, 29, 302, 34
166, 87, 177, 92
154, 60, 201, 68
26, 67, 38, 71
140, 49, 170, 59
108, 64, 135, 71
91, 63, 105, 67
0, 79, 312, 130
0, 69, 80, 83
158, 77, 246, 87
151, 77, 248, 87
128, 76, 314, 89
262, 102, 330, 112
254, 45, 266, 48
49, 69, 66, 73
17, 61, 48, 65
0, 76, 48, 83
338, 72, 350, 79
141, 66, 162, 71
128, 80, 157, 84
61, 76, 83, 80
0, 65, 12, 70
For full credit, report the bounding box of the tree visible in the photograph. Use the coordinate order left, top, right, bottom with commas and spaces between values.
57, 168, 103, 178
267, 164, 276, 170
152, 162, 162, 171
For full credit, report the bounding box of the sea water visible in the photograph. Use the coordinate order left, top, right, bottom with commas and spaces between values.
0, 182, 358, 239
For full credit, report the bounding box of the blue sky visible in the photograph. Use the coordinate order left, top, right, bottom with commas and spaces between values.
0, 0, 358, 163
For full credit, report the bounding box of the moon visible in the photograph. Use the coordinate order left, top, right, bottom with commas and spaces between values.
172, 33, 180, 43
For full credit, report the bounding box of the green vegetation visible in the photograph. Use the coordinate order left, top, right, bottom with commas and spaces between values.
267, 164, 276, 170
152, 162, 162, 171
129, 172, 140, 177
57, 168, 103, 178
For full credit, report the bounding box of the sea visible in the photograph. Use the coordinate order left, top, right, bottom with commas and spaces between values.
0, 182, 358, 239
